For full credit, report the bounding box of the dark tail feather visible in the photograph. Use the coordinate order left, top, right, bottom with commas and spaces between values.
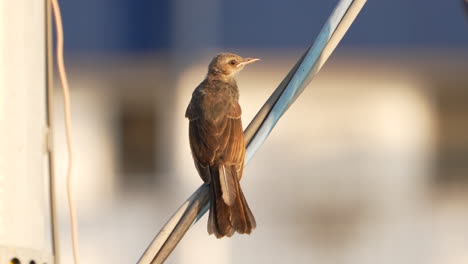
208, 174, 233, 238
208, 165, 256, 238
233, 182, 256, 234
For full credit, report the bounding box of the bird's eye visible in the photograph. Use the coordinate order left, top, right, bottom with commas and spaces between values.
230, 60, 236, 65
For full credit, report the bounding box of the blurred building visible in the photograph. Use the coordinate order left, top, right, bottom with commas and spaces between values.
51, 1, 468, 264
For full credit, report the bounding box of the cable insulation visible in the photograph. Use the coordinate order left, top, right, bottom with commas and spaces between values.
50, 0, 80, 263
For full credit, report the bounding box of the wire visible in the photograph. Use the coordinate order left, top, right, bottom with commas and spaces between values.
50, 0, 80, 263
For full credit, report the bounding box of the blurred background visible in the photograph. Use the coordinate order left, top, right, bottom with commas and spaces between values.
50, 0, 468, 263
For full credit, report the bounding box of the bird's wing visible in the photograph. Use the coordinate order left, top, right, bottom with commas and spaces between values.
216, 101, 245, 181
215, 110, 245, 204
188, 119, 219, 182
185, 92, 200, 121
226, 101, 242, 119
221, 113, 245, 181
188, 101, 245, 182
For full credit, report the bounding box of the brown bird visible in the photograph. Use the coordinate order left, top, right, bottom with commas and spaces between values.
185, 53, 259, 238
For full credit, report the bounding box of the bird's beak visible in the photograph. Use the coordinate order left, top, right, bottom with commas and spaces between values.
237, 58, 260, 68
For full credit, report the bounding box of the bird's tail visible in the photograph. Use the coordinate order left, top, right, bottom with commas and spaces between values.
207, 165, 256, 238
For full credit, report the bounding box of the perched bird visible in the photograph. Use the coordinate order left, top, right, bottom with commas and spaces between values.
185, 53, 259, 238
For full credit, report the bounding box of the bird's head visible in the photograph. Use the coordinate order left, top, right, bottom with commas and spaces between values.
208, 53, 260, 77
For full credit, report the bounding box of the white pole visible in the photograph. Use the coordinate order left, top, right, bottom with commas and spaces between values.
0, 1, 55, 263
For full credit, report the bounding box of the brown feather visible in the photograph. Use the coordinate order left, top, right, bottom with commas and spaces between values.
210, 166, 234, 237
219, 165, 236, 206
186, 54, 257, 238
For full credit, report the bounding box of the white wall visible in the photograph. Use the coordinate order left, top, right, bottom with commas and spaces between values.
0, 1, 53, 263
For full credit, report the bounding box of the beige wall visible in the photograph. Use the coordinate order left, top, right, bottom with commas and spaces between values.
0, 1, 53, 263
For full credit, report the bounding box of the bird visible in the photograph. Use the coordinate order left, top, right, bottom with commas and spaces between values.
185, 53, 259, 238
